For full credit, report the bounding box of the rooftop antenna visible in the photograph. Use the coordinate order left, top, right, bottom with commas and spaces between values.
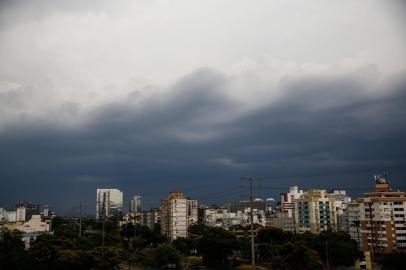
384, 169, 389, 181
384, 169, 391, 191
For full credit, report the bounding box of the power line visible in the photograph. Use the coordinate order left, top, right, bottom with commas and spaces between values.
241, 177, 261, 270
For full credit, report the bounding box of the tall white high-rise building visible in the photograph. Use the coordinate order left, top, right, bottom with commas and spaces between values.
280, 186, 304, 218
160, 192, 198, 241
129, 195, 142, 214
96, 189, 123, 219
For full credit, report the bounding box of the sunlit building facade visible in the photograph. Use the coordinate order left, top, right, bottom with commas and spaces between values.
295, 189, 337, 233
96, 189, 123, 220
160, 192, 198, 241
357, 176, 406, 253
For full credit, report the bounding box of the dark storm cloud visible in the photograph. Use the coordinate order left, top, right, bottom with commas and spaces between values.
1, 67, 406, 212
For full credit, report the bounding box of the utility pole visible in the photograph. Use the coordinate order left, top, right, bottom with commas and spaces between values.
325, 240, 330, 270
368, 201, 375, 267
102, 193, 106, 246
241, 177, 260, 270
78, 202, 83, 239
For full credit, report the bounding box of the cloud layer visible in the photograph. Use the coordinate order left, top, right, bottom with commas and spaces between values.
1, 65, 406, 212
0, 0, 406, 212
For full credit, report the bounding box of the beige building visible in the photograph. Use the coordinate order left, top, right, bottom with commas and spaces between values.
160, 192, 197, 241
16, 214, 51, 233
357, 176, 406, 253
346, 202, 363, 250
295, 189, 337, 233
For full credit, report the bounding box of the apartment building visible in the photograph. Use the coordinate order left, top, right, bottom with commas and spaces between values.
160, 192, 198, 241
281, 186, 304, 218
295, 189, 337, 233
345, 201, 363, 250
357, 176, 406, 253
129, 195, 142, 215
96, 189, 123, 219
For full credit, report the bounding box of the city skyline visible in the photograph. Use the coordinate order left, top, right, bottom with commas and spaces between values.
1, 1, 406, 213
1, 174, 403, 217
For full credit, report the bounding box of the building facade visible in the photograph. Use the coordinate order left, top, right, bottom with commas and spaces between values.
96, 189, 123, 219
346, 201, 363, 250
129, 195, 142, 214
295, 189, 337, 233
281, 186, 304, 220
357, 176, 406, 253
160, 192, 197, 241
141, 208, 161, 229
15, 201, 40, 222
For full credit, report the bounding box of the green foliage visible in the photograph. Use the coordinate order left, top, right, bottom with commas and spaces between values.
278, 242, 323, 270
256, 227, 293, 245
188, 224, 210, 236
197, 227, 241, 267
29, 234, 75, 269
256, 228, 360, 268
55, 249, 91, 270
90, 246, 124, 270
52, 217, 78, 239
173, 237, 196, 255
376, 253, 406, 270
121, 222, 136, 239
154, 243, 183, 269
0, 230, 30, 270
294, 231, 361, 266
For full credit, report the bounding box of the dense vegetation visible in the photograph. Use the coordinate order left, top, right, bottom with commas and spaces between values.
0, 217, 404, 269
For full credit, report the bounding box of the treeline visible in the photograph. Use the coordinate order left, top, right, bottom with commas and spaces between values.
0, 217, 405, 270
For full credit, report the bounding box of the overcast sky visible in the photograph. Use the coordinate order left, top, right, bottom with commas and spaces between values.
0, 0, 405, 214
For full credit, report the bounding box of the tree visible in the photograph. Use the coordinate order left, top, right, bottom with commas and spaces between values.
313, 232, 360, 267
256, 227, 293, 245
0, 230, 30, 270
376, 253, 406, 270
154, 243, 183, 269
173, 237, 195, 255
120, 222, 135, 239
29, 234, 75, 270
55, 249, 91, 270
90, 246, 124, 270
197, 227, 241, 267
279, 242, 323, 270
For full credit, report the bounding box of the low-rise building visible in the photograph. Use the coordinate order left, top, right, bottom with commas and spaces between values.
16, 214, 53, 249
0, 207, 5, 223
141, 207, 161, 229
229, 223, 263, 239
269, 212, 294, 232
6, 210, 17, 222
16, 214, 51, 233
15, 201, 40, 222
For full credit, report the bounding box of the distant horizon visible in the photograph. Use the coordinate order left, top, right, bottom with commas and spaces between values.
1, 1, 405, 216
2, 171, 405, 216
